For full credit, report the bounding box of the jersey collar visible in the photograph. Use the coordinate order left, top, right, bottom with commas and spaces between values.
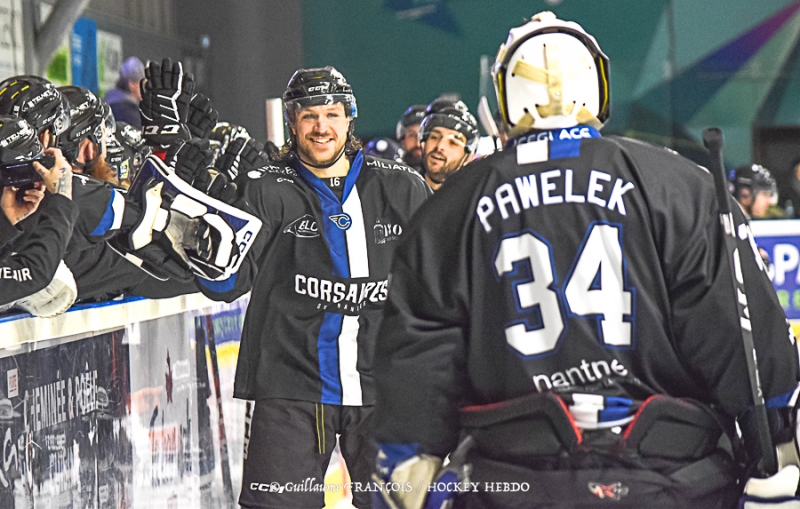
506, 126, 602, 150
294, 150, 365, 204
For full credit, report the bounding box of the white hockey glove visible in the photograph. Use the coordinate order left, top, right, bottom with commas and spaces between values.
127, 177, 238, 280
740, 465, 800, 507
16, 260, 77, 318
372, 437, 473, 509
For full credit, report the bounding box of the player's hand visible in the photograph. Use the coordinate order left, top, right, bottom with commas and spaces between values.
139, 58, 194, 148
215, 137, 269, 181
174, 138, 215, 189
1, 184, 44, 225
33, 148, 72, 198
186, 93, 218, 139
174, 139, 238, 205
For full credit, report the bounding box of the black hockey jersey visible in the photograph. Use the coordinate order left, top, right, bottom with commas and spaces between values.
373, 127, 800, 456
0, 194, 78, 306
2, 173, 149, 300
198, 151, 432, 405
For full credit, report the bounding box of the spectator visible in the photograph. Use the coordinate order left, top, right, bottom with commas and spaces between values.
104, 56, 145, 128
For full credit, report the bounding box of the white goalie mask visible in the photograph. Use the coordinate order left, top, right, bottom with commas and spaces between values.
493, 11, 610, 134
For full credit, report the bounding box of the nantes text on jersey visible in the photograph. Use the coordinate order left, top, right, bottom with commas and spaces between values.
374, 129, 798, 455
198, 151, 431, 405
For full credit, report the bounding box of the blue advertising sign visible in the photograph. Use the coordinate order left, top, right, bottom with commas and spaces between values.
751, 220, 800, 320
71, 17, 98, 93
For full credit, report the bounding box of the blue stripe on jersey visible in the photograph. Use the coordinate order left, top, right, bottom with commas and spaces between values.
766, 389, 796, 408
295, 151, 365, 278
295, 153, 366, 404
318, 312, 344, 404
90, 191, 118, 236
198, 274, 237, 294
550, 138, 582, 160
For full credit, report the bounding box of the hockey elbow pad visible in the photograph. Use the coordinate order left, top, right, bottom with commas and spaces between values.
16, 260, 77, 318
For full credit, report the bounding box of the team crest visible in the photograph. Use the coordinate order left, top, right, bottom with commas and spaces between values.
588, 482, 629, 500
329, 213, 352, 230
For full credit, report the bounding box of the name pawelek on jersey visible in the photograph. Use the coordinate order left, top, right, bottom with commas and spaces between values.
476, 169, 635, 233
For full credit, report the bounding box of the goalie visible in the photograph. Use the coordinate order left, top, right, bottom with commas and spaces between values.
372, 12, 800, 509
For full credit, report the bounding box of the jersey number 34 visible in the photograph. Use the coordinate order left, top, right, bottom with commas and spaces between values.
495, 223, 633, 357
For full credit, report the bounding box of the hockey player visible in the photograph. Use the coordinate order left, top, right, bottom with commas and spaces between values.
58, 86, 117, 182
732, 164, 779, 219
418, 98, 479, 191
192, 66, 431, 509
364, 137, 405, 163
396, 104, 427, 169
373, 12, 800, 509
0, 75, 70, 149
0, 116, 77, 311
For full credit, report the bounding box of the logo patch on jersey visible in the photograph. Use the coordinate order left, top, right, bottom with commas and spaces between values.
329, 213, 352, 230
588, 482, 629, 500
284, 214, 320, 238
373, 220, 402, 244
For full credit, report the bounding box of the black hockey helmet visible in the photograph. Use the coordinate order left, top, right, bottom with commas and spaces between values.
731, 164, 777, 202
0, 76, 70, 141
395, 104, 427, 141
419, 98, 480, 154
0, 115, 44, 166
112, 121, 151, 181
363, 137, 405, 163
282, 66, 357, 121
57, 86, 107, 161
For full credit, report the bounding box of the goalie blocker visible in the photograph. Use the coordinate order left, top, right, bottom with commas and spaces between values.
115, 155, 261, 282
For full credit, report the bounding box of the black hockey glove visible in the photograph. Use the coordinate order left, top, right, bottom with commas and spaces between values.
174, 139, 238, 205
186, 93, 218, 139
139, 58, 194, 148
215, 137, 269, 181
264, 140, 280, 161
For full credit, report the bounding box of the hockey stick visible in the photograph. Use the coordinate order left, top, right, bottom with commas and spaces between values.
477, 96, 501, 151
702, 127, 778, 475
205, 314, 235, 507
